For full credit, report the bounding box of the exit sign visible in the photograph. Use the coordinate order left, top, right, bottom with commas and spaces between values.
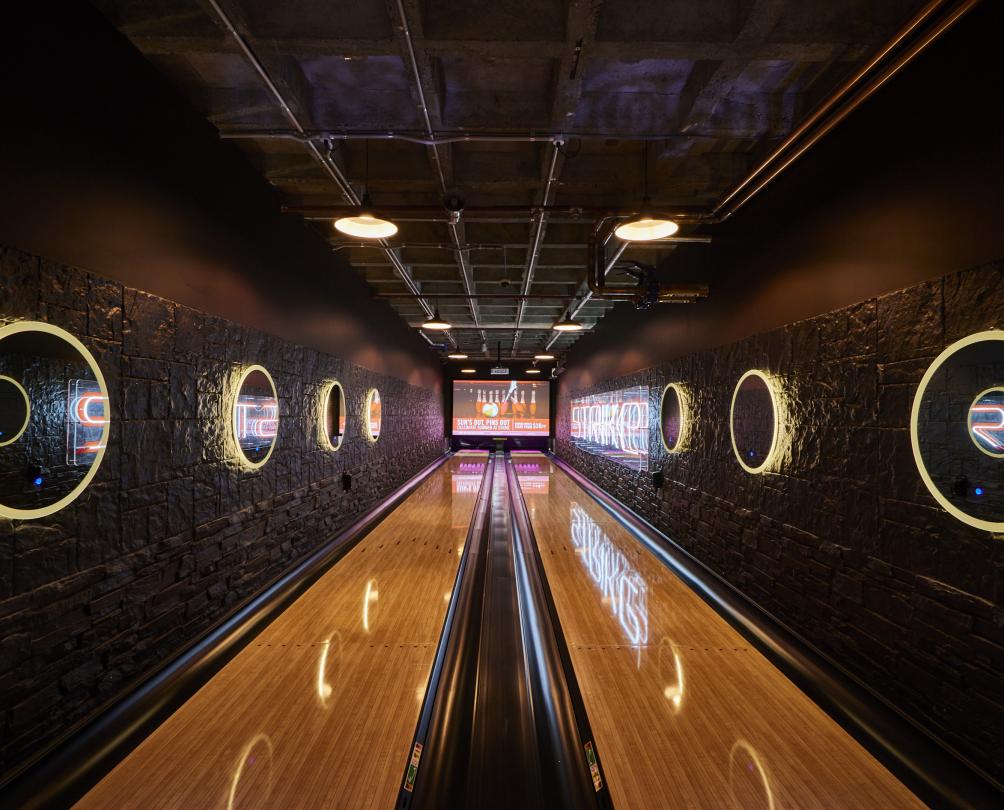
490, 366, 509, 375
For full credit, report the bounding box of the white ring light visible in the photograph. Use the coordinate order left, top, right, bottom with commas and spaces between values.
0, 374, 30, 447
911, 330, 1004, 532
0, 321, 111, 520
730, 369, 780, 475
365, 388, 381, 442
319, 380, 346, 451
659, 382, 689, 453
230, 364, 278, 470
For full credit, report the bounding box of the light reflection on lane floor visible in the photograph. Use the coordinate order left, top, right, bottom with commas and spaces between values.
515, 453, 920, 810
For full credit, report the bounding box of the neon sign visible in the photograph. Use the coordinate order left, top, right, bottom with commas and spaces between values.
233, 395, 279, 453
570, 385, 649, 470
570, 502, 648, 650
969, 387, 1004, 457
66, 379, 108, 464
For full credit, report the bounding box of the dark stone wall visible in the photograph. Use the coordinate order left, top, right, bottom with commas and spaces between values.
556, 259, 1004, 782
0, 245, 444, 778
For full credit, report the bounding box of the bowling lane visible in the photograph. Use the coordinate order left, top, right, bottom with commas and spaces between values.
77, 452, 489, 810
514, 453, 921, 809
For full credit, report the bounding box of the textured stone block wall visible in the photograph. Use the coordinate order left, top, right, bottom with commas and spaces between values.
0, 245, 444, 777
556, 259, 1004, 781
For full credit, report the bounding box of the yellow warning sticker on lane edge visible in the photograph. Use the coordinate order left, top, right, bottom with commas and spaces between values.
584, 740, 602, 792
404, 742, 423, 792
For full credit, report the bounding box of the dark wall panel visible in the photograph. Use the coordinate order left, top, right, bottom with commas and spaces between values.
556, 258, 1004, 782
0, 246, 444, 778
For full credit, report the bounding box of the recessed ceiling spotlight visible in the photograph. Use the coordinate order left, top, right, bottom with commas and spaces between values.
552, 317, 584, 332
447, 353, 468, 360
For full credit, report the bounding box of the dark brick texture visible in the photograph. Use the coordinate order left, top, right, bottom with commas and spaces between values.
556, 259, 1004, 782
0, 245, 444, 778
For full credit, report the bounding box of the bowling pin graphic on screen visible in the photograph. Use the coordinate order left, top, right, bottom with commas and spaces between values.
530, 386, 537, 416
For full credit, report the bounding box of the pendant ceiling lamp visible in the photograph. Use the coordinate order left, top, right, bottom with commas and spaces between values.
334, 141, 398, 239
614, 144, 678, 242
447, 353, 468, 359
422, 300, 452, 331
552, 316, 584, 332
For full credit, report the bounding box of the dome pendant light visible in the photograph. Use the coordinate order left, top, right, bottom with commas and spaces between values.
614, 144, 678, 242
552, 316, 583, 332
334, 141, 398, 240
422, 299, 452, 331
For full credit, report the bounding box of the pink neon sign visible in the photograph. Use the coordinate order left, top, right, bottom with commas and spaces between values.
234, 395, 278, 453
570, 385, 649, 471
66, 379, 107, 464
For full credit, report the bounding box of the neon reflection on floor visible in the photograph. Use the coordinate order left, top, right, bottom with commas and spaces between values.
570, 502, 649, 662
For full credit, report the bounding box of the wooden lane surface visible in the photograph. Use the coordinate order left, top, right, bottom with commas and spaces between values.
76, 452, 489, 810
514, 453, 922, 810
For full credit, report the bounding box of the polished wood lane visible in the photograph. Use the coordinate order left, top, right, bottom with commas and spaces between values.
77, 453, 488, 810
515, 453, 922, 809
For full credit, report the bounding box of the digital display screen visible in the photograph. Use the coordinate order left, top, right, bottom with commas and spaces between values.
570, 385, 649, 470
452, 380, 550, 436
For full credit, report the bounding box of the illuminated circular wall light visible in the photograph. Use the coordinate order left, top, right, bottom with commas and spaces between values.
0, 321, 111, 520
614, 216, 680, 242
230, 365, 279, 470
319, 380, 346, 451
967, 386, 1004, 459
0, 374, 30, 447
365, 388, 382, 442
659, 382, 689, 453
729, 369, 780, 475
911, 330, 1004, 532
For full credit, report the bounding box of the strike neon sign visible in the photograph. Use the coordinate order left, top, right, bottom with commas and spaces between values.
570, 502, 648, 651
66, 379, 108, 464
969, 387, 1004, 457
570, 385, 649, 471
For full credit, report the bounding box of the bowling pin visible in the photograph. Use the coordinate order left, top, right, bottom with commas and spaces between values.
530, 387, 537, 416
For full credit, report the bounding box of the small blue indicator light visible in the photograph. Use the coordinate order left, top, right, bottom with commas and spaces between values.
974, 487, 984, 496
748, 450, 755, 458
33, 477, 43, 487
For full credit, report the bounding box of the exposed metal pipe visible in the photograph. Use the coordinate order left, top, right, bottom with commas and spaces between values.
393, 0, 486, 349
332, 237, 711, 251
289, 204, 709, 220
713, 0, 980, 219
512, 143, 562, 353
377, 293, 583, 300
202, 0, 453, 345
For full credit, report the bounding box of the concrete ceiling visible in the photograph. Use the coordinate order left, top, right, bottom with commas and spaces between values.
92, 0, 928, 361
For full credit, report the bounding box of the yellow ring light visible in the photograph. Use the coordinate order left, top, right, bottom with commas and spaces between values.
911, 330, 1004, 532
659, 382, 689, 453
730, 369, 780, 475
364, 388, 381, 442
319, 380, 346, 451
230, 364, 278, 470
0, 374, 30, 447
0, 321, 111, 520
967, 386, 1004, 459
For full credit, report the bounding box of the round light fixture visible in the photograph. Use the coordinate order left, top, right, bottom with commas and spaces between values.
333, 213, 398, 240
526, 368, 541, 374
614, 216, 679, 242
534, 353, 555, 360
460, 368, 476, 374
447, 353, 468, 360
421, 309, 452, 331
552, 317, 584, 332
